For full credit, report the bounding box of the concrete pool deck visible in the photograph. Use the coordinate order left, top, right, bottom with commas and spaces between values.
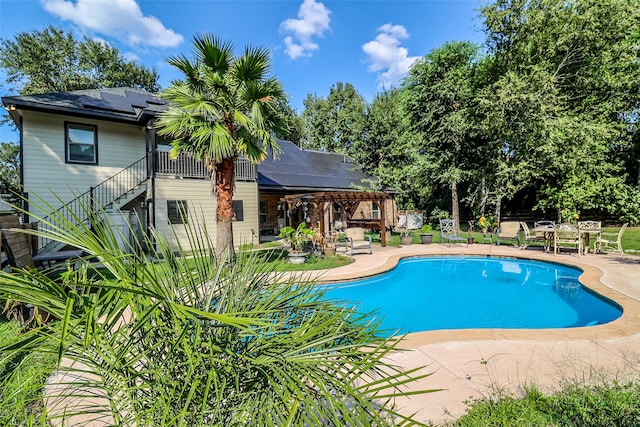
309, 243, 640, 425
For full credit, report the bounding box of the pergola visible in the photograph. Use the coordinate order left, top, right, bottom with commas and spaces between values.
280, 191, 393, 246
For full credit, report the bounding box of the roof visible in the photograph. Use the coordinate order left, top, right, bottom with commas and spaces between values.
258, 140, 374, 192
2, 87, 167, 125
3, 88, 380, 193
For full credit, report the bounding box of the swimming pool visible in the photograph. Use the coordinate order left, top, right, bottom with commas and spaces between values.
323, 256, 622, 335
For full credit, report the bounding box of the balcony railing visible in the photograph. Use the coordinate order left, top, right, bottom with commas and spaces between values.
155, 151, 256, 181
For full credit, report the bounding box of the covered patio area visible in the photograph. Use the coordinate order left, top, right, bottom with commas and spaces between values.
279, 190, 394, 246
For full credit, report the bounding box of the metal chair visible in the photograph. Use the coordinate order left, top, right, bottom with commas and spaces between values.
594, 223, 628, 256
578, 221, 602, 254
520, 222, 546, 249
495, 221, 521, 246
554, 223, 582, 257
439, 219, 468, 247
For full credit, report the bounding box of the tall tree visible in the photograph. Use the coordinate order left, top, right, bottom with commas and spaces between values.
157, 34, 285, 257
479, 0, 640, 220
0, 25, 159, 95
272, 97, 304, 146
0, 142, 20, 207
402, 41, 481, 230
301, 82, 366, 153
352, 89, 427, 209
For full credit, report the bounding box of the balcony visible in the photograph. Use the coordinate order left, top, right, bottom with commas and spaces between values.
155, 151, 256, 182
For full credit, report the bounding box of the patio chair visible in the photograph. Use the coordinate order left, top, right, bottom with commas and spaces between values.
578, 220, 602, 254
495, 221, 521, 246
439, 219, 468, 247
1, 215, 84, 271
554, 223, 582, 257
343, 227, 372, 255
520, 222, 546, 250
594, 223, 628, 256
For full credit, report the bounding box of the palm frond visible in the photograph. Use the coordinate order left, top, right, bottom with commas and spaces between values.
193, 33, 233, 73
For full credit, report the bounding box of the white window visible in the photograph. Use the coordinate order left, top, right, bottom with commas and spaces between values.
259, 200, 268, 225
66, 122, 97, 164
372, 202, 380, 220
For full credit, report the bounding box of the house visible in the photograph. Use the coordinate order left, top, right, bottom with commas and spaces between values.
258, 141, 397, 245
2, 88, 395, 254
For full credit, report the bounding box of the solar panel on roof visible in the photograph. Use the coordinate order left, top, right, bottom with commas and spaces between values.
79, 94, 134, 113
79, 90, 166, 114
124, 90, 167, 107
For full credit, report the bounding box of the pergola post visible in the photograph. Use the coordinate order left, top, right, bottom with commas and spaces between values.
380, 201, 387, 246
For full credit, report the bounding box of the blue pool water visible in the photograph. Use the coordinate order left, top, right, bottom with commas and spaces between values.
323, 256, 622, 335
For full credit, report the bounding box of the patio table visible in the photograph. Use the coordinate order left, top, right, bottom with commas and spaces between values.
577, 221, 602, 255
580, 228, 602, 254
533, 225, 555, 252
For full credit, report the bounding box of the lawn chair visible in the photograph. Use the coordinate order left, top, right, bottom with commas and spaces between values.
520, 222, 546, 250
594, 223, 628, 256
495, 221, 521, 246
343, 227, 372, 255
554, 223, 582, 257
439, 219, 468, 247
578, 220, 602, 254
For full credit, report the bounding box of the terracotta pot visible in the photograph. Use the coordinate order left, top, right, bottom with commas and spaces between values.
323, 247, 336, 256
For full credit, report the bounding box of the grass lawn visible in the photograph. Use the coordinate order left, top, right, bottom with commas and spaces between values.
0, 320, 56, 426
457, 379, 640, 426
237, 247, 354, 271
382, 225, 640, 254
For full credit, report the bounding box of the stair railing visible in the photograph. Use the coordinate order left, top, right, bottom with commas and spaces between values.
36, 155, 150, 252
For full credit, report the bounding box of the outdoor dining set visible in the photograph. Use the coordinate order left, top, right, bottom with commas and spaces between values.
519, 220, 629, 256
440, 218, 628, 257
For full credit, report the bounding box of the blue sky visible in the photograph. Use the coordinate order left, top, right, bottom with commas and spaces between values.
1, 0, 486, 142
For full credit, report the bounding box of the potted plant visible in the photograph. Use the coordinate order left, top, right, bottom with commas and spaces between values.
400, 229, 413, 246
467, 220, 476, 244
560, 208, 579, 224
477, 215, 490, 234
278, 222, 316, 264
420, 224, 433, 244
317, 232, 336, 256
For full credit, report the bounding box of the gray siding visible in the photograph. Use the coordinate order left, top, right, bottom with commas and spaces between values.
22, 110, 146, 218
154, 176, 259, 251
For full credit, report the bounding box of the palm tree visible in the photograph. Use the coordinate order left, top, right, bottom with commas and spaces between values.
0, 197, 436, 425
157, 34, 285, 257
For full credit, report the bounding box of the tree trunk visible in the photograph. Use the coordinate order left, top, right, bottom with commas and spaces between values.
451, 181, 460, 233
479, 176, 489, 215
215, 157, 235, 259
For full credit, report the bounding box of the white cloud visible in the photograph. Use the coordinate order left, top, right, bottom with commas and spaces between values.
362, 23, 420, 88
280, 0, 331, 59
41, 0, 183, 48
